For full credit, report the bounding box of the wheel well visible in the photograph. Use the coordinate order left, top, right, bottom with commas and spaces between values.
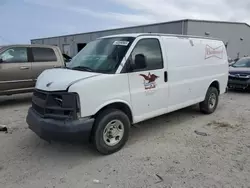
94, 102, 133, 123
209, 81, 220, 93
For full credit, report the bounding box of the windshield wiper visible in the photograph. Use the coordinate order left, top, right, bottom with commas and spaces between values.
70, 66, 94, 72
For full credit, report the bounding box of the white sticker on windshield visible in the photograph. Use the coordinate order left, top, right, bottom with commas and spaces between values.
113, 41, 130, 46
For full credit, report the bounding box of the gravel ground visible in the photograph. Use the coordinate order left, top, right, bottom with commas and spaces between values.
0, 92, 250, 188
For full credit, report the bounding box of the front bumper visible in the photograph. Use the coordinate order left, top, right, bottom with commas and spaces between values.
228, 79, 250, 89
26, 108, 94, 142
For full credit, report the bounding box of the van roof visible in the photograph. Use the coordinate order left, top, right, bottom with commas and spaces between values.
99, 33, 220, 41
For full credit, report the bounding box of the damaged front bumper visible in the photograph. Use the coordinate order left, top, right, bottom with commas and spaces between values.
26, 108, 94, 142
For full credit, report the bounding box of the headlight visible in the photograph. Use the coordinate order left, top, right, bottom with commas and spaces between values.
32, 90, 80, 120
46, 92, 80, 119
47, 93, 78, 107
75, 93, 81, 118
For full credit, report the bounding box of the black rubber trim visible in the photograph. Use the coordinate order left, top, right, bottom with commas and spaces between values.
26, 108, 94, 142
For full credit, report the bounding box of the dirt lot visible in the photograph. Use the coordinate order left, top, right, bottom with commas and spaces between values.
0, 92, 250, 188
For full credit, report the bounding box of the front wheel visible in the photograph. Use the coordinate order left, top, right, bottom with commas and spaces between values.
93, 109, 130, 155
200, 87, 219, 114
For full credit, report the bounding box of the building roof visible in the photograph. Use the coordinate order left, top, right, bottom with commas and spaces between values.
31, 19, 250, 41
185, 19, 249, 26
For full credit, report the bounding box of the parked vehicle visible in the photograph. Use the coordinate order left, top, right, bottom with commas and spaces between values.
228, 57, 250, 89
26, 33, 228, 154
0, 44, 65, 95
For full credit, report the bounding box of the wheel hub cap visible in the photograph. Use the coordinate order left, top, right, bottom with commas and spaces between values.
209, 93, 216, 109
103, 120, 124, 146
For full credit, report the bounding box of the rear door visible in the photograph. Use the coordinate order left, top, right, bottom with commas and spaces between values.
30, 47, 61, 84
0, 47, 32, 92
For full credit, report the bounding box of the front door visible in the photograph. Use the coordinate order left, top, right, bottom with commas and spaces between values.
126, 37, 168, 122
0, 47, 32, 93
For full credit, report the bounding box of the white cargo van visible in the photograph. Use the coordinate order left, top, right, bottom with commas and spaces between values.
26, 33, 228, 154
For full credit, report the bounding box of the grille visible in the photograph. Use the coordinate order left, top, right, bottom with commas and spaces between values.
32, 90, 78, 120
229, 75, 249, 81
32, 90, 47, 116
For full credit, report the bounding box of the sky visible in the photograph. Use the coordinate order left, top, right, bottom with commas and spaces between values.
0, 0, 250, 44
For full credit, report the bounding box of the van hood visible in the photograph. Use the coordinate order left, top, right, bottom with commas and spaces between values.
36, 68, 101, 91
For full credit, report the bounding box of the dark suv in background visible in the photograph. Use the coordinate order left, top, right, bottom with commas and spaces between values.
228, 57, 250, 90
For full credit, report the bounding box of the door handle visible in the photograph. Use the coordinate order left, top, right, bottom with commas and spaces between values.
53, 65, 61, 68
20, 66, 29, 70
164, 71, 168, 82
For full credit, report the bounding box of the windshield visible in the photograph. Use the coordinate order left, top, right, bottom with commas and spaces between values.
232, 58, 250, 68
67, 37, 135, 73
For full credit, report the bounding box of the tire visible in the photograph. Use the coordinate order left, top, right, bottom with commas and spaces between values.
200, 87, 219, 114
93, 109, 130, 155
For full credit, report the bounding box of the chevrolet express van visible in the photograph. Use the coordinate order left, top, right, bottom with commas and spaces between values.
26, 33, 228, 154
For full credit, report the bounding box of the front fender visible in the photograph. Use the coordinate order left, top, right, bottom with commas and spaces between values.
95, 99, 133, 116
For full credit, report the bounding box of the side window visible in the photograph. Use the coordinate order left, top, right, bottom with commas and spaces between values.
130, 38, 163, 71
0, 47, 28, 63
32, 47, 57, 62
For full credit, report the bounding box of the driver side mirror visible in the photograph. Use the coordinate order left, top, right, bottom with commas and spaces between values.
0, 58, 3, 63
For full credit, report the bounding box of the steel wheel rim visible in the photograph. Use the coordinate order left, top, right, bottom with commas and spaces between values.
103, 120, 124, 146
209, 93, 216, 109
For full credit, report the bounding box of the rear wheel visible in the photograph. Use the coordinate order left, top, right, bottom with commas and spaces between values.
93, 109, 130, 155
200, 87, 219, 114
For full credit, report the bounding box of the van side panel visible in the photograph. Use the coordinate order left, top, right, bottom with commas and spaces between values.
163, 36, 228, 112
